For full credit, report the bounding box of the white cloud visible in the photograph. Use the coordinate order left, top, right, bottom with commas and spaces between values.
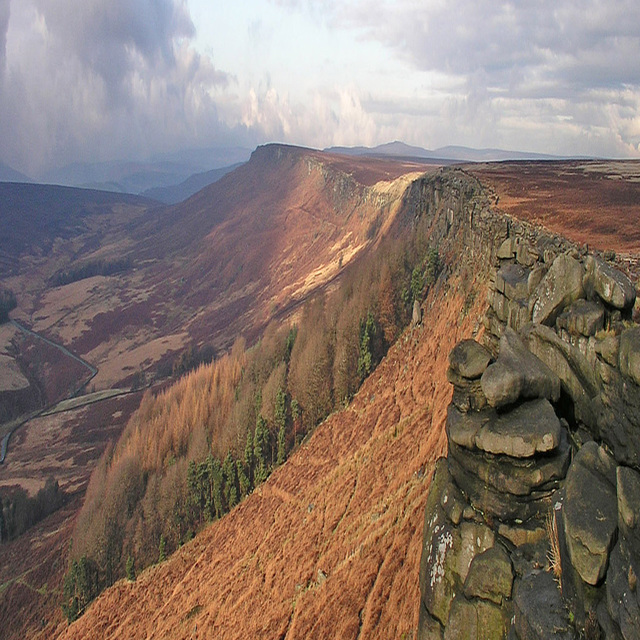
2, 0, 640, 175
274, 0, 640, 157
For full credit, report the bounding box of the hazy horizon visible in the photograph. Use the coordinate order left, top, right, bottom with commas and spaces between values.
1, 1, 640, 176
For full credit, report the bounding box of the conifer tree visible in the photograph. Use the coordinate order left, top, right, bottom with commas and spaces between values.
358, 311, 378, 380
277, 423, 287, 466
237, 459, 250, 498
158, 535, 167, 563
126, 555, 136, 582
186, 460, 199, 523
222, 452, 238, 509
244, 428, 255, 485
62, 556, 100, 623
275, 387, 287, 466
291, 399, 300, 444
254, 416, 269, 484
285, 326, 297, 363
209, 457, 223, 520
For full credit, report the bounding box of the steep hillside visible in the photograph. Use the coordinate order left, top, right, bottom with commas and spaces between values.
49, 162, 640, 639
47, 167, 491, 639
54, 269, 486, 640
0, 147, 436, 639
6, 145, 434, 391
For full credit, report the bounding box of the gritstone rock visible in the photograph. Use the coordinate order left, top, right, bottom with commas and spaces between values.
586, 255, 636, 310
556, 299, 605, 337
449, 339, 492, 380
563, 442, 618, 586
529, 253, 585, 326
475, 398, 561, 458
481, 328, 561, 408
463, 544, 514, 605
513, 570, 576, 640
619, 326, 640, 386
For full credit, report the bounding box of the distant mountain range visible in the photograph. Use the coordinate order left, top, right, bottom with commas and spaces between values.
142, 162, 245, 204
0, 162, 33, 183
0, 141, 585, 203
33, 147, 252, 195
325, 140, 565, 162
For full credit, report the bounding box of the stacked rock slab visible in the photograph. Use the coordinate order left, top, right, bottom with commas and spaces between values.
419, 332, 574, 639
419, 234, 640, 639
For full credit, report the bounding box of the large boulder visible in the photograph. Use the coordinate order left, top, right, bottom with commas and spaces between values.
617, 466, 640, 549
447, 369, 489, 413
449, 429, 570, 497
475, 398, 562, 458
586, 255, 636, 310
481, 328, 561, 408
529, 253, 585, 325
595, 331, 620, 367
605, 541, 640, 640
463, 545, 514, 605
449, 340, 492, 380
522, 323, 599, 430
443, 595, 510, 640
497, 236, 517, 260
496, 263, 530, 301
619, 326, 640, 386
418, 604, 444, 640
448, 455, 557, 523
446, 406, 492, 450
513, 570, 576, 640
556, 299, 605, 337
420, 461, 496, 626
563, 442, 618, 585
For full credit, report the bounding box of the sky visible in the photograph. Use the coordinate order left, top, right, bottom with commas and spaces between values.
1, 0, 640, 176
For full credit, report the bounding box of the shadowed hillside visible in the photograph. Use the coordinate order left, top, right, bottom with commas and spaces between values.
0, 146, 436, 639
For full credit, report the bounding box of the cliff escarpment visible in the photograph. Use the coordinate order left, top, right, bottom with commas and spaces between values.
39, 162, 640, 640
51, 166, 495, 640
418, 169, 640, 639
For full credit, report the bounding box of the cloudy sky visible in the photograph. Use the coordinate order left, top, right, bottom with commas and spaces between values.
1, 0, 639, 176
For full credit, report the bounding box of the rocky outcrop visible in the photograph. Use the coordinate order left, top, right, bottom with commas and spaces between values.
419, 223, 640, 639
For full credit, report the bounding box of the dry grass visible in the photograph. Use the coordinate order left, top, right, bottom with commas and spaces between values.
546, 509, 562, 589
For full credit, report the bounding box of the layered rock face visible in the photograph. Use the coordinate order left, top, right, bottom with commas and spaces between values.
419, 232, 640, 639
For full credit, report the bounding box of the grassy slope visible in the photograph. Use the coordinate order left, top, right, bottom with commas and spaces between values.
53, 274, 486, 640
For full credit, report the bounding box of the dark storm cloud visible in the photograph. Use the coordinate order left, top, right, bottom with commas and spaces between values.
0, 0, 238, 175
33, 0, 195, 96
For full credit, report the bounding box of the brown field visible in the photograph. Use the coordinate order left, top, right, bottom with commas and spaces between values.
0, 393, 143, 635
469, 160, 640, 255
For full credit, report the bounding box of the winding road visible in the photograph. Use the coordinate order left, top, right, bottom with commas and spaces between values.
0, 320, 98, 463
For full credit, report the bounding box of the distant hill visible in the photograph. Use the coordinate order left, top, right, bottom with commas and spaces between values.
39, 147, 252, 194
433, 144, 561, 161
0, 183, 153, 261
326, 140, 564, 162
142, 162, 245, 204
0, 162, 33, 183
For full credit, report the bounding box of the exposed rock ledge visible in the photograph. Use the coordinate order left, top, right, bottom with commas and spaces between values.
419, 226, 640, 639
